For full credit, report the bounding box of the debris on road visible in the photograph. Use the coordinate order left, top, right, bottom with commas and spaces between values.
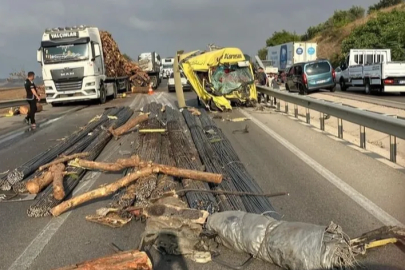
2, 101, 404, 269
54, 249, 152, 270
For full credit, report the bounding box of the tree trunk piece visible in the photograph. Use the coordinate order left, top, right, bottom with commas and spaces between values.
39, 152, 89, 171
26, 171, 54, 194
108, 113, 149, 139
52, 163, 66, 200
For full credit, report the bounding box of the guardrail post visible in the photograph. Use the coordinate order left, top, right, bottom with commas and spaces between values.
306, 108, 310, 124
294, 105, 298, 118
285, 102, 288, 114
277, 101, 280, 111
390, 135, 397, 163
270, 97, 274, 107
320, 112, 325, 131
338, 118, 343, 139
359, 126, 366, 148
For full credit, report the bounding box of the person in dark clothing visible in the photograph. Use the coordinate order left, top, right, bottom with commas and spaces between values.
256, 67, 267, 103
24, 71, 40, 128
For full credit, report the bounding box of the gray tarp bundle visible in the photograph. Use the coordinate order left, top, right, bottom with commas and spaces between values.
206, 211, 355, 270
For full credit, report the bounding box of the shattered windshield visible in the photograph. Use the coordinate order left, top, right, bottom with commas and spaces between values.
210, 65, 254, 95
43, 43, 89, 64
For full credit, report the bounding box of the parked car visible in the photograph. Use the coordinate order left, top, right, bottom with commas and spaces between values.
285, 60, 336, 95
168, 72, 191, 92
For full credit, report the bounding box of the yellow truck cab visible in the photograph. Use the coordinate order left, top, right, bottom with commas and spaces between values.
180, 48, 257, 111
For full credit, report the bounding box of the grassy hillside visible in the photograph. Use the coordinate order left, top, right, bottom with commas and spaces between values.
311, 3, 405, 65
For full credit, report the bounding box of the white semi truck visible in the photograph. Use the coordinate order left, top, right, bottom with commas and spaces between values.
137, 52, 161, 89
339, 49, 405, 94
161, 57, 174, 79
267, 42, 317, 72
37, 25, 130, 106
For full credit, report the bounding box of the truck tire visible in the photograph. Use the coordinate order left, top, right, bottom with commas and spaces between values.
150, 76, 158, 90
340, 78, 347, 91
365, 80, 371, 95
99, 84, 106, 104
113, 83, 118, 99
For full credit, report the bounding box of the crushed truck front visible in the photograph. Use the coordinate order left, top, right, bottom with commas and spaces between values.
180, 48, 257, 111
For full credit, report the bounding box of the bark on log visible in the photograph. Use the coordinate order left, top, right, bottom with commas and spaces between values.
39, 152, 89, 171
52, 163, 66, 200
72, 155, 223, 184
26, 171, 53, 194
50, 167, 154, 217
108, 113, 149, 139
53, 250, 152, 270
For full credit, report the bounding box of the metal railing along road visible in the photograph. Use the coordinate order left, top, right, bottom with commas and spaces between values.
256, 85, 405, 163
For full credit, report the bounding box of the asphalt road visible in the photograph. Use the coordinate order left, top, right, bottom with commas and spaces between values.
0, 82, 404, 270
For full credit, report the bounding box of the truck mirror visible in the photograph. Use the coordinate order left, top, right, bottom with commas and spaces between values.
37, 49, 42, 63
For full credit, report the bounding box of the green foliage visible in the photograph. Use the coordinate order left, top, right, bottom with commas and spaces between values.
265, 30, 301, 47
122, 53, 132, 61
368, 0, 403, 14
257, 48, 267, 60
341, 9, 405, 60
301, 6, 365, 41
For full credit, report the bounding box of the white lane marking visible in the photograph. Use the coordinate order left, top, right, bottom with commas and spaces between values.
8, 124, 129, 270
241, 109, 404, 227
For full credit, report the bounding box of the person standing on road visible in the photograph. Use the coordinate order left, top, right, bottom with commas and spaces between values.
256, 67, 267, 103
24, 71, 40, 129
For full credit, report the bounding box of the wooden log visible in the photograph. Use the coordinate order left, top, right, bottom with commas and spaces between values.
50, 167, 154, 216
26, 171, 53, 194
53, 250, 152, 270
108, 113, 149, 139
52, 163, 66, 200
71, 155, 223, 184
39, 152, 89, 171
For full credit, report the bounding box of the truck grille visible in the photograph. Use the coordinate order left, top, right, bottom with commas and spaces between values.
55, 80, 83, 92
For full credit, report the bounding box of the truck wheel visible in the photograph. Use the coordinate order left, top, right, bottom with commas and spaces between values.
151, 76, 158, 90
113, 84, 118, 99
99, 85, 106, 104
365, 80, 371, 95
340, 78, 347, 91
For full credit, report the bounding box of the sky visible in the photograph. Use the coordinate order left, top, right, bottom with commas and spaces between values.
0, 0, 381, 78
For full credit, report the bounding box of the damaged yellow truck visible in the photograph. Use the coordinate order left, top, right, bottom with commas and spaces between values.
179, 48, 257, 111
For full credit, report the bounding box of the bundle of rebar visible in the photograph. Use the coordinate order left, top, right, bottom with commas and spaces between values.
166, 107, 218, 213
1, 107, 123, 191
12, 128, 103, 194
196, 109, 278, 217
27, 107, 133, 217
182, 110, 246, 212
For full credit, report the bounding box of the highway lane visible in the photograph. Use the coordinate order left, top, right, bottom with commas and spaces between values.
1, 83, 405, 269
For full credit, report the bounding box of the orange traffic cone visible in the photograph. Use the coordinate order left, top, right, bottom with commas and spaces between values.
148, 83, 154, 95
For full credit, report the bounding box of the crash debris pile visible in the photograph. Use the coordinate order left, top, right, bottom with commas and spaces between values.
99, 31, 149, 87
2, 101, 403, 270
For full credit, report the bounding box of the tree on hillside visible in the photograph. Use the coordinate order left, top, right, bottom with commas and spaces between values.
368, 0, 403, 14
265, 30, 301, 47
122, 53, 132, 61
341, 9, 405, 61
257, 48, 267, 60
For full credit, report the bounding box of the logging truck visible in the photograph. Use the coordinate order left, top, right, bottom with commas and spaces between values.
37, 25, 130, 106
138, 52, 161, 89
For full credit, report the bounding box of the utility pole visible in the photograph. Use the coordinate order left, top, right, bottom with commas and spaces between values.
174, 50, 186, 108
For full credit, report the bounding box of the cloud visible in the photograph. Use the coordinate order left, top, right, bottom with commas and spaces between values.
0, 0, 380, 77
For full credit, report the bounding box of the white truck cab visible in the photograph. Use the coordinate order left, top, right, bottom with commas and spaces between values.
37, 25, 129, 106
339, 49, 405, 94
161, 58, 174, 79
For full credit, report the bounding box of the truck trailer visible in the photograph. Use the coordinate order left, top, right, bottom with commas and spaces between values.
138, 52, 161, 89
267, 42, 317, 72
37, 25, 130, 106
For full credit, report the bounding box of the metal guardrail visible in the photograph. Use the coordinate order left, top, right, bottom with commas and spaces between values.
0, 99, 47, 109
257, 86, 405, 163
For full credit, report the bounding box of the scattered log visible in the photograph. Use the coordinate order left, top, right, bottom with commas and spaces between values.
50, 167, 154, 216
39, 152, 89, 171
71, 155, 223, 184
52, 163, 66, 200
108, 113, 149, 139
131, 86, 149, 93
53, 250, 152, 270
26, 171, 53, 194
